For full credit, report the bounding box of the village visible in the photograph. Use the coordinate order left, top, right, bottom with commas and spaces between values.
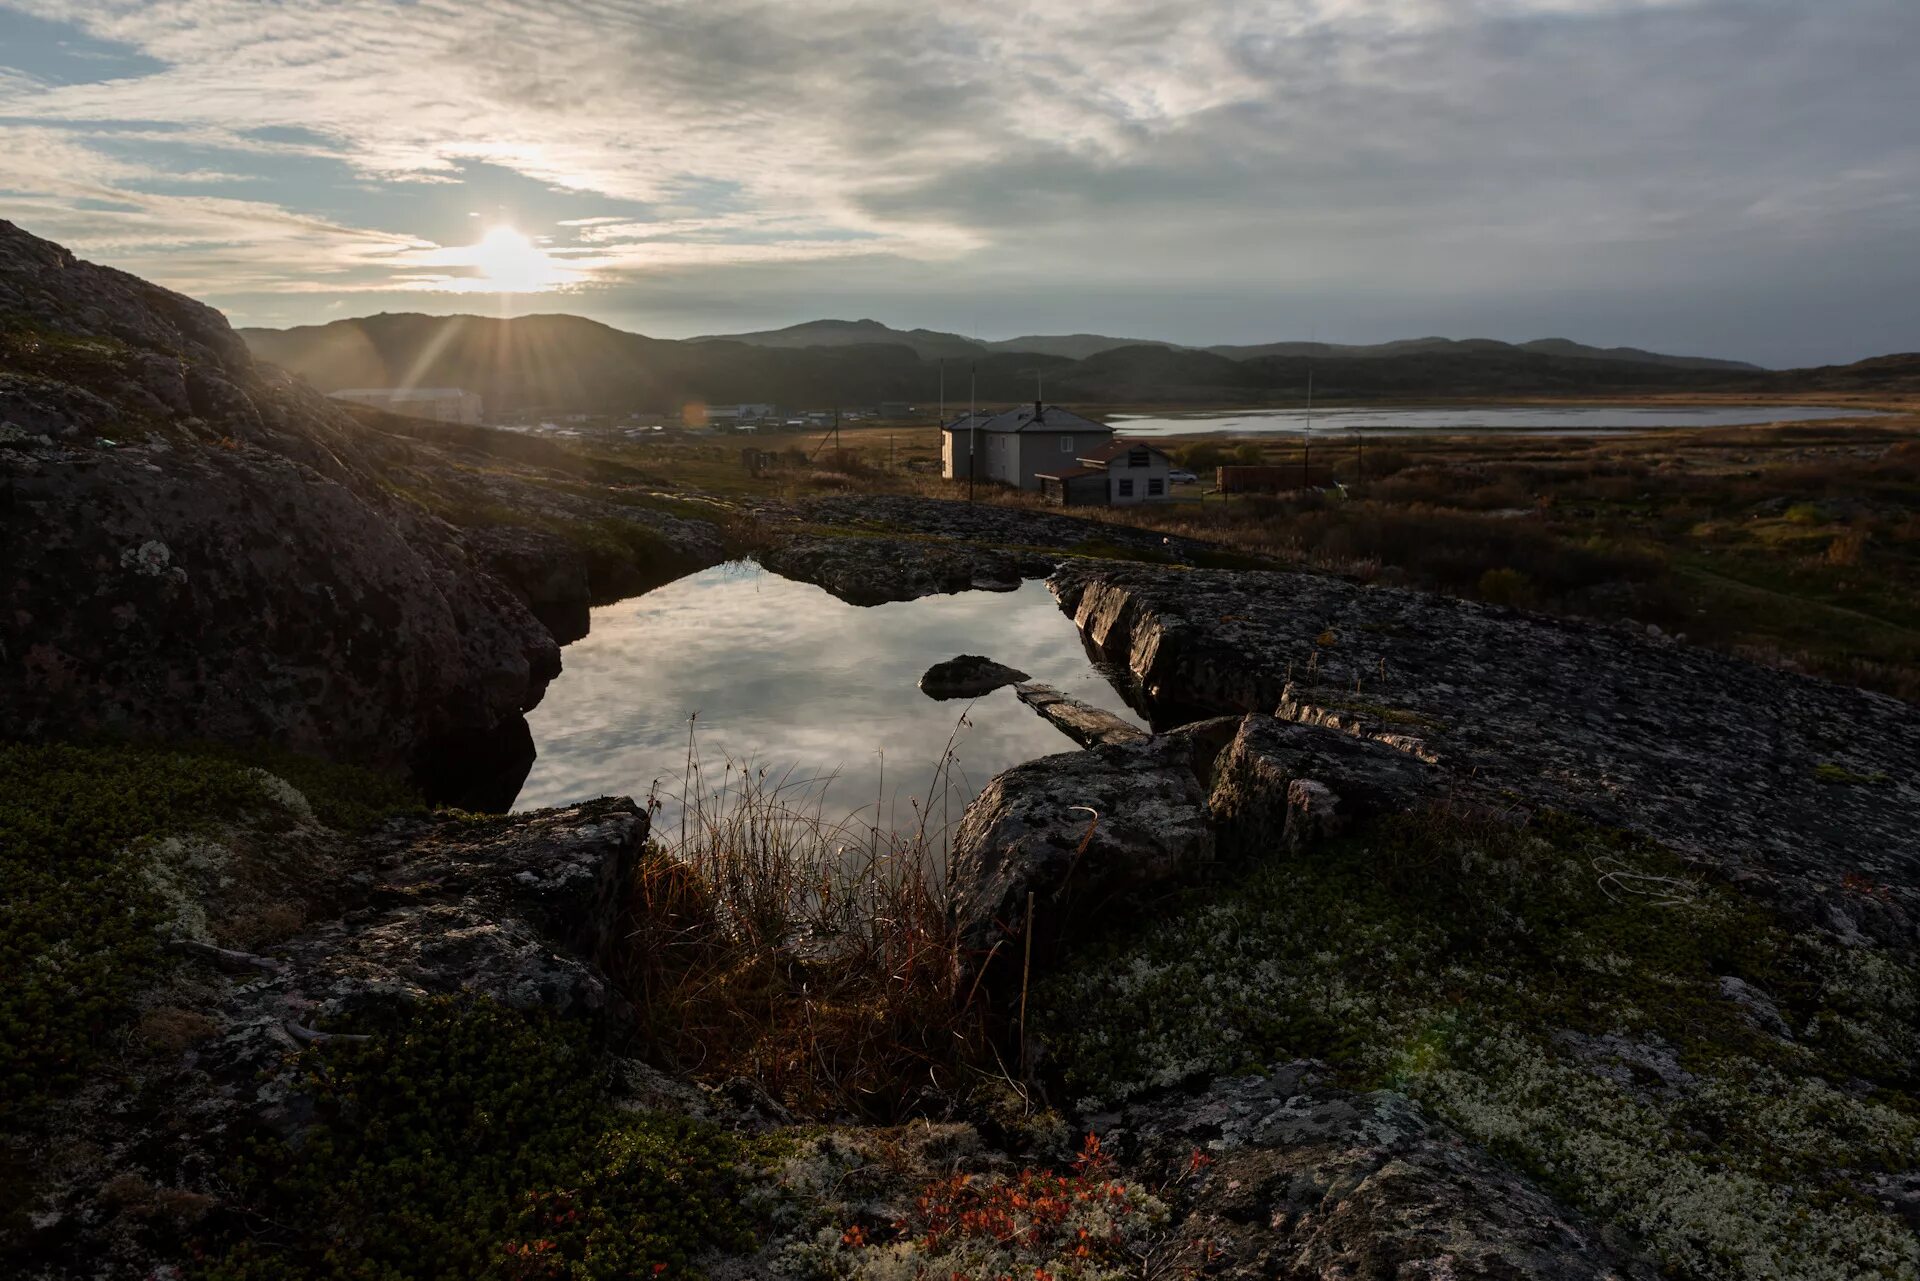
319, 385, 1363, 505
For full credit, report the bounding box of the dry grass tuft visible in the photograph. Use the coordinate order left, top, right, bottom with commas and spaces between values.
607, 720, 992, 1120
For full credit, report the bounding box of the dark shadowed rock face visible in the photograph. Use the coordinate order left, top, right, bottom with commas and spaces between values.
1126, 1066, 1653, 1280
1052, 561, 1920, 943
0, 221, 557, 802
759, 533, 1055, 605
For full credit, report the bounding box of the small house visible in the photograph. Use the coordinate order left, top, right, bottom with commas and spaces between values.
940, 402, 1113, 490
1036, 440, 1176, 506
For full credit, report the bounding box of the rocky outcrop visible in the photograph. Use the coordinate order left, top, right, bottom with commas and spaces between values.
1012, 682, 1148, 747
1206, 713, 1441, 857
760, 533, 1054, 605
919, 654, 1031, 699
948, 726, 1222, 965
1125, 1065, 1653, 1280
464, 525, 597, 644
756, 494, 1240, 604
1052, 560, 1920, 942
0, 222, 564, 804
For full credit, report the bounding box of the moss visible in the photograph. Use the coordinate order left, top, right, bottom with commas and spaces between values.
0, 740, 421, 1121
1035, 809, 1920, 1281
0, 742, 272, 1119
199, 998, 754, 1281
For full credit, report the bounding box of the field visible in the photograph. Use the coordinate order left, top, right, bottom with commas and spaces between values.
572, 394, 1920, 702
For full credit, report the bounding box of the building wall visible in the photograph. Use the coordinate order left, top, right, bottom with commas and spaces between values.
1107, 446, 1173, 504
1014, 431, 1114, 491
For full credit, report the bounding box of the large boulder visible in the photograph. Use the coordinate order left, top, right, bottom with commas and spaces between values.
0, 221, 558, 804
948, 728, 1218, 966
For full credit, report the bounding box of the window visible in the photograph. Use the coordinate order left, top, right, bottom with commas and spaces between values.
1148, 477, 1164, 496
1128, 447, 1150, 467
1060, 435, 1074, 452
1118, 478, 1135, 497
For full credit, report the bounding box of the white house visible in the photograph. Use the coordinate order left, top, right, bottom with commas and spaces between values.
705, 403, 776, 422
940, 402, 1113, 490
329, 387, 483, 425
1036, 440, 1176, 506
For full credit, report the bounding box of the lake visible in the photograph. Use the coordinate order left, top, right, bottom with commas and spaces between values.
1110, 404, 1880, 438
514, 564, 1142, 836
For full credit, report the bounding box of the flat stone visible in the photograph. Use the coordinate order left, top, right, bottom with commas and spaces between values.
919, 654, 1031, 699
1013, 682, 1147, 746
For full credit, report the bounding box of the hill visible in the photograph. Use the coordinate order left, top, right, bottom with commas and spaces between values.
241, 312, 1901, 415
1204, 334, 1760, 371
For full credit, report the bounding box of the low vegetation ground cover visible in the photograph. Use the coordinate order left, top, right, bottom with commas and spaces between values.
0, 741, 419, 1123
581, 398, 1920, 700
202, 998, 754, 1281
1033, 808, 1920, 1281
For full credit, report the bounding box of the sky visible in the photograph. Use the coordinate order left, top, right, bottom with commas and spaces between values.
0, 0, 1915, 368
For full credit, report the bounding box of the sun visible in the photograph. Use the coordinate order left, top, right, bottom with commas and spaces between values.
468, 225, 566, 293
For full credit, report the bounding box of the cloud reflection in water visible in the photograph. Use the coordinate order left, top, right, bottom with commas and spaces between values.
515, 564, 1142, 835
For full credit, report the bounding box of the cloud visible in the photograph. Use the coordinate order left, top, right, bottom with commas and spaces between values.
0, 0, 1915, 362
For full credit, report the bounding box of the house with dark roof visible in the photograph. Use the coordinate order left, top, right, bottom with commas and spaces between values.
1036, 440, 1176, 506
940, 401, 1113, 490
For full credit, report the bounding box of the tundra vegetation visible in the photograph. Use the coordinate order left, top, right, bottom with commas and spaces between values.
11, 219, 1914, 1279
573, 400, 1920, 702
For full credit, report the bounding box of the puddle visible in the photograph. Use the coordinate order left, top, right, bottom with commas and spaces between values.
515, 563, 1141, 833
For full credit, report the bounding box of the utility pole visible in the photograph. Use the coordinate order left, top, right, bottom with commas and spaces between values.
968, 365, 977, 504
1302, 365, 1313, 488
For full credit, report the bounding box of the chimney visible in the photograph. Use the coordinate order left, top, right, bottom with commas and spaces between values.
1034, 399, 1043, 418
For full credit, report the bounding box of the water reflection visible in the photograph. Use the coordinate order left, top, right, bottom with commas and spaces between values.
515, 564, 1142, 833
1110, 404, 1881, 438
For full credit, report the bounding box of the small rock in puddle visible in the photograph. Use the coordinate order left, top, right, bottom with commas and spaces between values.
919, 654, 1030, 700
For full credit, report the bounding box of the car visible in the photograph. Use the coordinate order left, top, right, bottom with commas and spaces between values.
1167, 468, 1199, 483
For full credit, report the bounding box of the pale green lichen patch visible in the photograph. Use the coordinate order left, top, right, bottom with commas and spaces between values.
1035, 811, 1920, 1281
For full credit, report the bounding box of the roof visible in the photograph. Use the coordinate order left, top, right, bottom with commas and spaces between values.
941, 403, 1112, 435
1076, 439, 1173, 463
1034, 465, 1104, 481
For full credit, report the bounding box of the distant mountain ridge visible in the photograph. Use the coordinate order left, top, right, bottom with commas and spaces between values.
688, 317, 1761, 371
238, 312, 1902, 416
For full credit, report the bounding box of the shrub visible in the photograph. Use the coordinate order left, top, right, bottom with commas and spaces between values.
1477, 567, 1537, 607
